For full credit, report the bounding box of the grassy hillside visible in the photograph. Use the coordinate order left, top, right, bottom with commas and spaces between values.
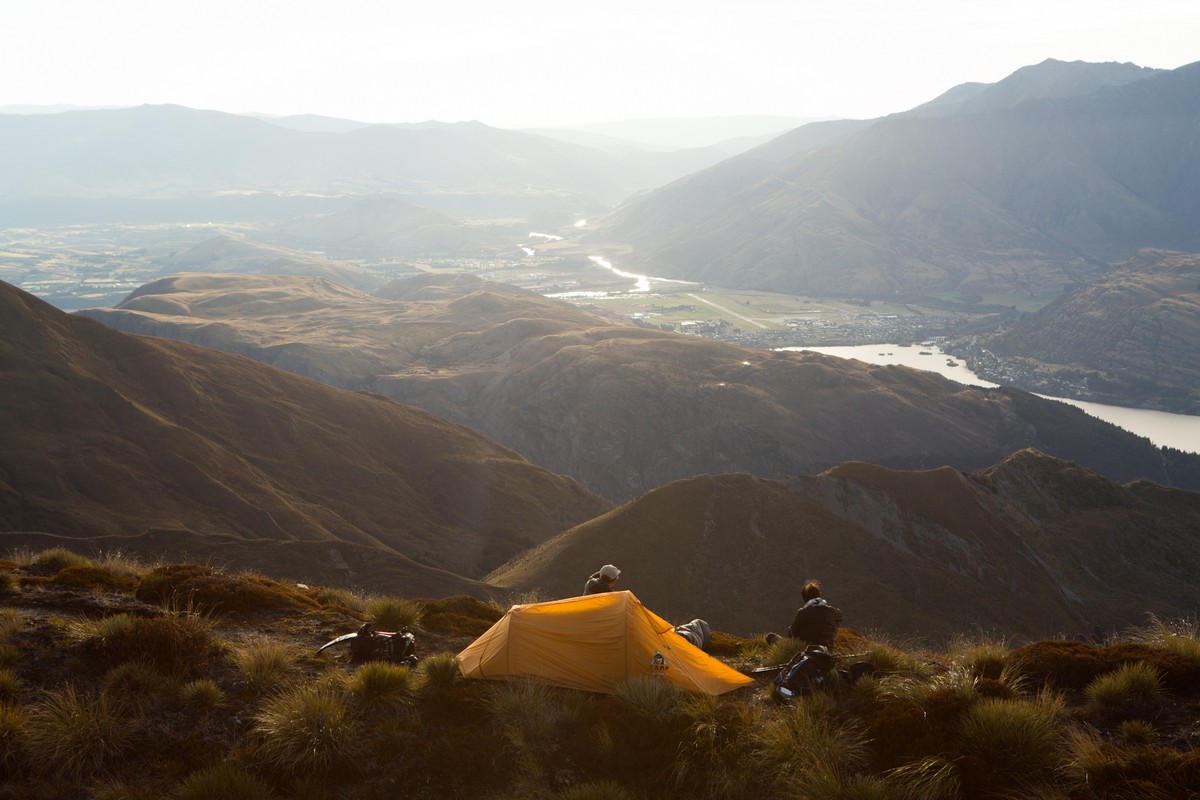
78, 273, 1200, 501
0, 280, 609, 587
1, 548, 1197, 799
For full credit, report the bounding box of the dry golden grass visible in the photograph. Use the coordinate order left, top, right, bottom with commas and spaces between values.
0, 551, 1197, 798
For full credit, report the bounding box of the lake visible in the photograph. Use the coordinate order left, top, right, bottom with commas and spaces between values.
785, 344, 1200, 455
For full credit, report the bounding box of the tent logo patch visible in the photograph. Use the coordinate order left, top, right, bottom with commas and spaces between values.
650, 651, 669, 672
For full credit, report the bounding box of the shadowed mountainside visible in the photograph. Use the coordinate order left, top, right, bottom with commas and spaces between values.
592, 60, 1200, 302
0, 280, 608, 588
488, 450, 1200, 641
981, 249, 1200, 413
78, 273, 1200, 501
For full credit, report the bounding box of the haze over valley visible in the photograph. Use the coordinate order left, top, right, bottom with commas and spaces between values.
4, 49, 1200, 650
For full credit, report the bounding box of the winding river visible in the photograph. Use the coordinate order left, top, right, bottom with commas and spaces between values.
790, 344, 1200, 454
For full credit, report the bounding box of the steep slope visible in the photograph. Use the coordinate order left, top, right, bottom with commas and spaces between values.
488, 450, 1200, 641
0, 281, 608, 587
593, 60, 1200, 302
981, 249, 1200, 413
78, 273, 1200, 501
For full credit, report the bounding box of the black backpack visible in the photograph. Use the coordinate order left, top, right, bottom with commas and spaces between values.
348, 624, 418, 666
773, 645, 837, 701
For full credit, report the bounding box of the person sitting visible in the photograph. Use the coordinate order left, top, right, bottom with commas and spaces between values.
583, 564, 620, 595
787, 579, 843, 649
766, 578, 843, 650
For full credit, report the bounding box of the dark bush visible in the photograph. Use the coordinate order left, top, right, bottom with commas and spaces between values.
136, 565, 317, 617
88, 614, 219, 678
52, 565, 138, 593
1010, 640, 1200, 693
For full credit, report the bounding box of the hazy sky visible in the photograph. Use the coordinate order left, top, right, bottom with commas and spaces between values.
5, 0, 1197, 128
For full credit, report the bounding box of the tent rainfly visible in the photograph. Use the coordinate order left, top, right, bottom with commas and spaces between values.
456, 590, 754, 695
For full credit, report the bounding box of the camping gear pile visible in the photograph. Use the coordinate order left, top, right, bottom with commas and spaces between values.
317, 622, 418, 666
771, 644, 874, 702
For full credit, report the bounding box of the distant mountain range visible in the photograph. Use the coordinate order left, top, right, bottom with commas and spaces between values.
980, 249, 1200, 413
592, 59, 1200, 304
0, 280, 607, 589
0, 105, 741, 227
78, 272, 1200, 501
489, 450, 1200, 640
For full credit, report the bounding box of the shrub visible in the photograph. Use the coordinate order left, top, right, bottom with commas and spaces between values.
0, 668, 23, 704
419, 595, 503, 637
136, 565, 318, 617
232, 641, 300, 695
0, 571, 16, 594
1084, 662, 1164, 713
252, 684, 361, 777
179, 678, 226, 713
52, 564, 139, 592
614, 677, 686, 721
30, 547, 92, 576
174, 763, 277, 800
347, 660, 418, 708
87, 613, 219, 678
23, 684, 139, 782
366, 597, 425, 630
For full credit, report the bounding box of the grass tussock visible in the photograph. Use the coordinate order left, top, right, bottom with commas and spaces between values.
179, 678, 225, 712
174, 763, 278, 800
365, 596, 425, 630
29, 547, 92, 576
615, 676, 687, 721
958, 694, 1064, 781
22, 684, 139, 782
313, 585, 368, 612
1132, 615, 1200, 662
2, 551, 1198, 799
78, 612, 220, 679
0, 668, 24, 704
416, 652, 464, 696
251, 684, 361, 777
232, 641, 301, 695
1084, 661, 1164, 713
346, 660, 418, 708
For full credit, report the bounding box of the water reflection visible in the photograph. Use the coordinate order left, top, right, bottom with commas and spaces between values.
784, 344, 1200, 454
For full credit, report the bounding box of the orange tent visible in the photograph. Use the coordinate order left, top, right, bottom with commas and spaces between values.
457, 591, 753, 695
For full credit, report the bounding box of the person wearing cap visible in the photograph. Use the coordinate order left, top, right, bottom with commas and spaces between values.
583, 564, 621, 595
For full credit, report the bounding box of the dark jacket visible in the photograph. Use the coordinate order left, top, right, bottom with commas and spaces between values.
788, 598, 843, 649
583, 573, 614, 595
